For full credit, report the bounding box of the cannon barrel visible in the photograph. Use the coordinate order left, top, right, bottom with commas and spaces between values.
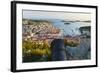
51, 39, 67, 61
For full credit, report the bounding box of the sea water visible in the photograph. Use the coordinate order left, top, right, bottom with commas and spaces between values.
51, 19, 90, 36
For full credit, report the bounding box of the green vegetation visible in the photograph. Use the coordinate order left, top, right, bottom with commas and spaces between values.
22, 38, 80, 62
22, 40, 51, 62
64, 39, 80, 47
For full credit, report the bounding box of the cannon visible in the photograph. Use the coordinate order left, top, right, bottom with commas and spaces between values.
51, 39, 67, 61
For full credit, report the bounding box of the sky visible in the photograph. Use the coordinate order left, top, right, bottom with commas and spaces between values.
23, 10, 91, 21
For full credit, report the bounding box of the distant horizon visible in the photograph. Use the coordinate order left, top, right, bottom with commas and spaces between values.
23, 18, 91, 22
23, 10, 91, 21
